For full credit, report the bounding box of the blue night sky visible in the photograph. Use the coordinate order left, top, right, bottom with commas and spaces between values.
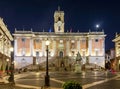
0, 0, 120, 50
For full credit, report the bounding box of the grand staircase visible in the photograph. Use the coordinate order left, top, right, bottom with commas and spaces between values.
16, 56, 103, 73
17, 56, 57, 72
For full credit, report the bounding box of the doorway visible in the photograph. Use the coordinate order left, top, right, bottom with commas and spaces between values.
59, 51, 63, 58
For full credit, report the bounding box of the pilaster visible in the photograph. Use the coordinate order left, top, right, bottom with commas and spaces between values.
88, 38, 92, 56
42, 40, 45, 56
77, 40, 80, 52
30, 38, 33, 56
102, 38, 105, 56
14, 38, 17, 56
53, 40, 56, 56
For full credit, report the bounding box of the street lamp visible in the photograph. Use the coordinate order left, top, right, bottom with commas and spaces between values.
6, 59, 9, 75
44, 39, 50, 87
8, 46, 15, 84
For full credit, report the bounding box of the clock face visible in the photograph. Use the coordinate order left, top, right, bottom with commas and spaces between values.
57, 21, 62, 26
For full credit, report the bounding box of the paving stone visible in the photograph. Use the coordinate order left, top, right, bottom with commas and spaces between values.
0, 83, 35, 89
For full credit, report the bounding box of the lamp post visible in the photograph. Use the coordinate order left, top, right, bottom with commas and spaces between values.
8, 46, 15, 84
44, 39, 50, 87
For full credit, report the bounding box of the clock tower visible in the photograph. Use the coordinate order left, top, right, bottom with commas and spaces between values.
54, 6, 64, 33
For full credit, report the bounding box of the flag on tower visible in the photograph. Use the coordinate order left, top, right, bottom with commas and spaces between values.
49, 28, 52, 32
70, 28, 72, 33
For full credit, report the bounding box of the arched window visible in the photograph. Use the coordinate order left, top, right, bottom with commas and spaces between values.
58, 17, 61, 21
59, 51, 63, 58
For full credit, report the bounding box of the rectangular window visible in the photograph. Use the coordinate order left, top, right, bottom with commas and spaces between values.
95, 39, 98, 42
22, 38, 25, 42
36, 39, 39, 43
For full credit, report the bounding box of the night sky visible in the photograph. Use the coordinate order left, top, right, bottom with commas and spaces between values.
0, 0, 120, 50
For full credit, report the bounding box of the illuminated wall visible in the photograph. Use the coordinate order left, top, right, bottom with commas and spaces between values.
17, 38, 31, 56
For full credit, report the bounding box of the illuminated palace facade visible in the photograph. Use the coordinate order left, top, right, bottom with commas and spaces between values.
13, 8, 106, 69
0, 18, 13, 71
113, 33, 120, 71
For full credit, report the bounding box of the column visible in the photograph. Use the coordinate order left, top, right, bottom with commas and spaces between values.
66, 40, 70, 56
42, 40, 45, 56
14, 38, 17, 56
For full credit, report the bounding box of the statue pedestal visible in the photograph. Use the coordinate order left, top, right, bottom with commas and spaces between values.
75, 64, 82, 73
75, 52, 82, 73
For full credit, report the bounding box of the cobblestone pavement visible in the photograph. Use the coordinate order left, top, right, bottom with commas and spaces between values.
2, 71, 120, 89
86, 79, 120, 89
0, 83, 35, 89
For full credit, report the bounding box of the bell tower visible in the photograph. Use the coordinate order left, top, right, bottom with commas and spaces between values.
54, 6, 64, 33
